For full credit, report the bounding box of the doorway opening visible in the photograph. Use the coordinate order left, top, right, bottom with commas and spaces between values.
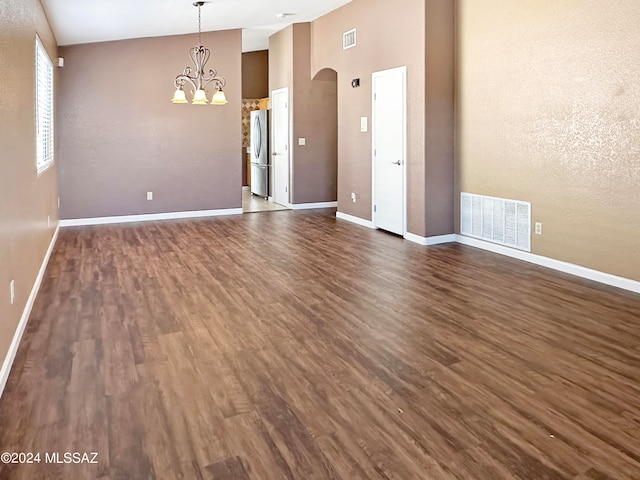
244, 102, 288, 213
241, 49, 287, 213
308, 68, 338, 207
242, 188, 288, 213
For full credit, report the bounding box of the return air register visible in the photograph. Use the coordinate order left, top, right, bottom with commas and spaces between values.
460, 193, 531, 252
343, 29, 356, 50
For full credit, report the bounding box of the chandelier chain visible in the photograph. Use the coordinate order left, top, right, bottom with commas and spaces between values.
198, 4, 202, 46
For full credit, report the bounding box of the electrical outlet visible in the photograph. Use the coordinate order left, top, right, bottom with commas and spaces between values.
57, 197, 60, 208
351, 192, 357, 203
147, 191, 153, 201
10, 280, 15, 305
535, 222, 543, 235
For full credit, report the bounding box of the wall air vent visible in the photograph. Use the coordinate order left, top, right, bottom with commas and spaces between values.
343, 28, 356, 50
460, 193, 531, 252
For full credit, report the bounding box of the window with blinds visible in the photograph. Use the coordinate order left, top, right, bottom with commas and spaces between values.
36, 36, 54, 173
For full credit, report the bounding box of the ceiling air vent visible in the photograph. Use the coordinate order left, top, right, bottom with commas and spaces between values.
343, 29, 356, 50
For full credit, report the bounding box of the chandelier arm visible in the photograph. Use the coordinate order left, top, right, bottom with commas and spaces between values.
182, 66, 194, 78
200, 48, 211, 75
202, 75, 226, 91
189, 48, 200, 73
175, 74, 197, 91
188, 46, 211, 90
203, 65, 226, 89
212, 70, 225, 88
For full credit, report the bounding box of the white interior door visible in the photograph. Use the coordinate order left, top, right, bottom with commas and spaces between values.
272, 88, 290, 207
372, 67, 406, 235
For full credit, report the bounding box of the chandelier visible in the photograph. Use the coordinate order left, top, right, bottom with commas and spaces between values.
172, 1, 228, 105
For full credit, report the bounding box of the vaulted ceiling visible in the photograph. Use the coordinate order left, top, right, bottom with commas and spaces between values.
41, 0, 352, 51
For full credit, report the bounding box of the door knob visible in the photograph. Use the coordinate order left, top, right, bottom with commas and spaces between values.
392, 160, 402, 165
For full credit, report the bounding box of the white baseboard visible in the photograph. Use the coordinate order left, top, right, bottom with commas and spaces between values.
242, 186, 250, 191
59, 208, 243, 227
456, 235, 640, 294
336, 211, 375, 229
404, 233, 457, 246
0, 226, 59, 399
290, 201, 338, 210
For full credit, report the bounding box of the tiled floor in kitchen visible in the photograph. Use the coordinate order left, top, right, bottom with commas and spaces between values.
242, 188, 289, 213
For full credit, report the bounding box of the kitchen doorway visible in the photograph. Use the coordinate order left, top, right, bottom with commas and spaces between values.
242, 188, 288, 213
243, 97, 288, 213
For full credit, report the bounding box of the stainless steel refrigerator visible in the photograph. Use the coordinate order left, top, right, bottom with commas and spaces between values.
250, 110, 269, 198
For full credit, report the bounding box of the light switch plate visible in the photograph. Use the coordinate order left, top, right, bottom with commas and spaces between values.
298, 138, 306, 146
360, 117, 368, 132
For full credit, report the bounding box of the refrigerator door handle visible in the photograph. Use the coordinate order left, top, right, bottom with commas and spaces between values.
253, 116, 262, 159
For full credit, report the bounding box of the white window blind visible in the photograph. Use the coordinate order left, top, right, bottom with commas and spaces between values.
36, 36, 54, 173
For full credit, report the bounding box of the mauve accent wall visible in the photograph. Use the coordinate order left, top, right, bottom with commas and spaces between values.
311, 0, 454, 237
269, 27, 293, 94
424, 0, 455, 236
0, 0, 59, 377
242, 50, 269, 99
269, 24, 338, 205
268, 27, 293, 199
58, 29, 242, 220
291, 23, 338, 205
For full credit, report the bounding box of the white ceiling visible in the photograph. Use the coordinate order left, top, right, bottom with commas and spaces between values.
41, 0, 352, 52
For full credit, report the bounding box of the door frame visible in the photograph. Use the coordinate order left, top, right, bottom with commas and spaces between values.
271, 87, 291, 207
371, 66, 407, 235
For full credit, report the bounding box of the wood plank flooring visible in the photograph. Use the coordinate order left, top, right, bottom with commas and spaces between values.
0, 209, 639, 479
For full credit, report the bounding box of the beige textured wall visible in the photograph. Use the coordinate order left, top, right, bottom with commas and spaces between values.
58, 29, 242, 219
0, 0, 59, 375
457, 0, 640, 281
311, 0, 431, 235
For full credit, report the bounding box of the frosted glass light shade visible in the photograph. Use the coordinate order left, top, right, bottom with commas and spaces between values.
171, 88, 188, 104
211, 89, 228, 105
192, 88, 208, 105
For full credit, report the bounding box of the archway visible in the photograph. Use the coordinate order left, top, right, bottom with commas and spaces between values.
309, 68, 338, 204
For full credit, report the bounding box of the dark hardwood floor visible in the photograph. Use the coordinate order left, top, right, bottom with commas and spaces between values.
0, 209, 639, 479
